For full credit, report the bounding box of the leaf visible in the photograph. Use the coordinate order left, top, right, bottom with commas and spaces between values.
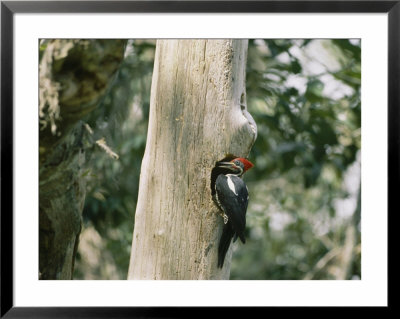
290, 60, 302, 74
305, 79, 325, 103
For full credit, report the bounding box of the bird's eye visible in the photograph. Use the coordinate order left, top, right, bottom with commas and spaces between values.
234, 160, 244, 169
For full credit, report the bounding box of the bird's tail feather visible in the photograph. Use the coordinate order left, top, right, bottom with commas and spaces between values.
233, 233, 246, 244
218, 223, 234, 268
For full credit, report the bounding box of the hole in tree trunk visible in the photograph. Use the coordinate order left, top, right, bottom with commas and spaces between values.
210, 154, 237, 197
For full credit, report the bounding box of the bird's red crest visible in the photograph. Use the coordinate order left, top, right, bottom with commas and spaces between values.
235, 158, 254, 172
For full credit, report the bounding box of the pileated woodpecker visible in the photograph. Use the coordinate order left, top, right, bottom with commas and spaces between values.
211, 156, 254, 268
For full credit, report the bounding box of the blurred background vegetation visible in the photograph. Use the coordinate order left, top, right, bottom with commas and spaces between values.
74, 39, 361, 280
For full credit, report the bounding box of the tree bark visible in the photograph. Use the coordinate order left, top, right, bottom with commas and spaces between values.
128, 39, 257, 280
39, 39, 126, 279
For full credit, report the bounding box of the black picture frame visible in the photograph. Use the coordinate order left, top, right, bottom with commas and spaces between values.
1, 1, 394, 317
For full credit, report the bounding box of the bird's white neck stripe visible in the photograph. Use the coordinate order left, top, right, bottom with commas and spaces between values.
226, 174, 238, 195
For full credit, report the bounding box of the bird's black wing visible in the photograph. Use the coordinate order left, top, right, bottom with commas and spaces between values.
215, 174, 248, 243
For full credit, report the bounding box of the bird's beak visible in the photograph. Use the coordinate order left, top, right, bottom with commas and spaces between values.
217, 162, 237, 169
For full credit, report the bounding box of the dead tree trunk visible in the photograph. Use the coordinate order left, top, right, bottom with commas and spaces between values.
39, 39, 126, 279
128, 39, 257, 280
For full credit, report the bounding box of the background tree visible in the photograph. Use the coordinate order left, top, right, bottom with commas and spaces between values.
39, 39, 126, 279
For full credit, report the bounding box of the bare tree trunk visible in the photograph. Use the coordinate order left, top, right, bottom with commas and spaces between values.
128, 39, 257, 280
39, 39, 126, 279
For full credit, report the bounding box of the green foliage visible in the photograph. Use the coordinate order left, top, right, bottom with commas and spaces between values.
231, 39, 361, 280
75, 40, 155, 279
246, 39, 360, 184
75, 39, 361, 280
